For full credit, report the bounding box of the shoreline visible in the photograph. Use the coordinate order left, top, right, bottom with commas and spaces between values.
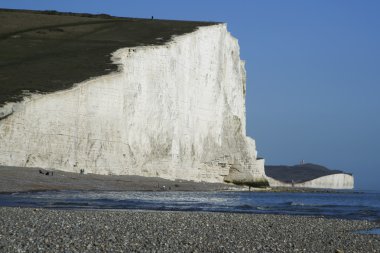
0, 166, 241, 193
0, 166, 357, 194
0, 207, 379, 252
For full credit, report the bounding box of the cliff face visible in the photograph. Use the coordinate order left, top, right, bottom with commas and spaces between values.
267, 174, 354, 189
0, 23, 266, 183
265, 164, 354, 189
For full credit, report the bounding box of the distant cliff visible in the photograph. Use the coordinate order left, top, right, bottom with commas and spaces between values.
265, 163, 354, 189
0, 10, 266, 184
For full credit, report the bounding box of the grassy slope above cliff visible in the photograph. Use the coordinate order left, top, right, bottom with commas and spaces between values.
0, 9, 217, 106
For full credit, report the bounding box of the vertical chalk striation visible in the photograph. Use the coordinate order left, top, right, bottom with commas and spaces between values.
0, 24, 267, 184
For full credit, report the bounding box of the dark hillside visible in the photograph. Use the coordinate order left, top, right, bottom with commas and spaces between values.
0, 9, 217, 106
265, 163, 351, 183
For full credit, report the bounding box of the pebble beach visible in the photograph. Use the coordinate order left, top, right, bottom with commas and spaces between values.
0, 207, 379, 253
0, 166, 239, 193
1, 166, 379, 252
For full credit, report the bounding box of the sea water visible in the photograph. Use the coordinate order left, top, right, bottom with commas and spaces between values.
0, 190, 379, 221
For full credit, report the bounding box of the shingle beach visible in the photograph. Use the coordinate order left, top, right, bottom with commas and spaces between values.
0, 207, 379, 253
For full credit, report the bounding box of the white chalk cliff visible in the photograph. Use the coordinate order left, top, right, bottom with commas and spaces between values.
267, 174, 354, 190
0, 24, 267, 184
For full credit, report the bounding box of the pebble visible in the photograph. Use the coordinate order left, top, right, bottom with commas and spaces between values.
0, 207, 379, 252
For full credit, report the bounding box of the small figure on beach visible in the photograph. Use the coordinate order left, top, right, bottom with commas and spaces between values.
39, 169, 53, 176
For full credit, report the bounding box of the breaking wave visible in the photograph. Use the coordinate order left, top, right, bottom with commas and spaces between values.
1, 190, 380, 221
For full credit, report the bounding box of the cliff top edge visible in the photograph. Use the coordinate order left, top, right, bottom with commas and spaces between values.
0, 9, 220, 107
0, 8, 221, 25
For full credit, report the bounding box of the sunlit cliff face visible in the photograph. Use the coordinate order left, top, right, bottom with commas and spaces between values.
0, 24, 266, 183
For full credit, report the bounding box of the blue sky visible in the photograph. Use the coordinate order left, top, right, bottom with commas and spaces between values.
1, 0, 379, 190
